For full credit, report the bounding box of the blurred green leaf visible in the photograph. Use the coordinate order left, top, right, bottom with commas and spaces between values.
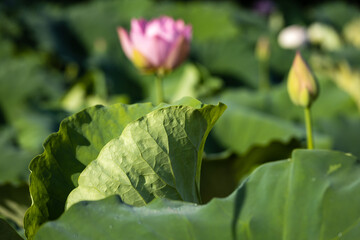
310, 2, 360, 30
194, 38, 259, 87
0, 40, 14, 58
0, 55, 65, 153
213, 98, 303, 155
0, 218, 23, 240
210, 87, 308, 155
0, 128, 31, 184
152, 2, 239, 42
318, 116, 360, 158
0, 56, 63, 110
35, 150, 360, 240
0, 183, 31, 229
0, 11, 23, 42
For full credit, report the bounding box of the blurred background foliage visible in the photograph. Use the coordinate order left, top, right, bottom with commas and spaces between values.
1, 0, 360, 235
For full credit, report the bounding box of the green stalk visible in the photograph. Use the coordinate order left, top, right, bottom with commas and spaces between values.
304, 107, 314, 149
155, 74, 164, 105
259, 60, 270, 91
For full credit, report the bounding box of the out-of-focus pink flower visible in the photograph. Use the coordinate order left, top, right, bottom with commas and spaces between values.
117, 16, 192, 73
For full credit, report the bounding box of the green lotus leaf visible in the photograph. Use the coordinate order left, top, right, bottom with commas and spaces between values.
24, 97, 224, 239
24, 102, 153, 240
35, 150, 360, 240
66, 102, 226, 208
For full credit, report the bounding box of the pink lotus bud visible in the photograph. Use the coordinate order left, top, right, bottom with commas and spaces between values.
117, 16, 192, 74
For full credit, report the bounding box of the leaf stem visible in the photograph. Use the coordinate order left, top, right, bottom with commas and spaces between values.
259, 60, 270, 91
155, 74, 164, 105
304, 107, 314, 149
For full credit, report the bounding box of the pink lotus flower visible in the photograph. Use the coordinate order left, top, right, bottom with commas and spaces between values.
117, 16, 192, 73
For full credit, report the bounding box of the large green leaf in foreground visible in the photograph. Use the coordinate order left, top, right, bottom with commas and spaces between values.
35, 150, 360, 239
24, 102, 154, 239
24, 98, 224, 239
66, 103, 226, 208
